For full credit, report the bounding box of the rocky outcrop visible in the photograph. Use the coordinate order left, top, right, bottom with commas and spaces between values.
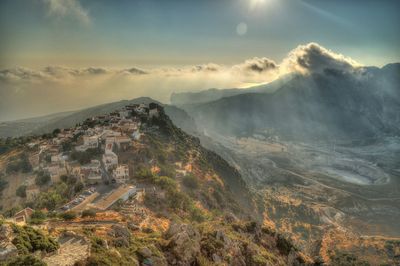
164, 223, 201, 265
0, 224, 18, 261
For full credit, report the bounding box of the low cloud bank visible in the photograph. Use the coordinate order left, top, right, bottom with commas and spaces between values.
0, 43, 363, 121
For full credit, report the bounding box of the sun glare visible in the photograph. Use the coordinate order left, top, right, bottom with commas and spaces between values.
249, 0, 266, 9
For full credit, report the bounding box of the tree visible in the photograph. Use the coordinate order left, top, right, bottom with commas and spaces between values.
81, 209, 97, 218
36, 191, 63, 210
6, 153, 32, 174
182, 174, 199, 189
30, 210, 47, 224
74, 181, 84, 193
52, 128, 61, 136
59, 211, 77, 220
35, 171, 51, 186
16, 185, 27, 198
5, 254, 46, 266
0, 178, 8, 193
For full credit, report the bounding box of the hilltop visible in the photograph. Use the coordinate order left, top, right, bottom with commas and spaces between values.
0, 103, 313, 265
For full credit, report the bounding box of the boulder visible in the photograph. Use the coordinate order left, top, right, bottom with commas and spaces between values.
164, 223, 201, 265
127, 222, 140, 231
109, 225, 131, 239
138, 247, 152, 258
0, 224, 18, 261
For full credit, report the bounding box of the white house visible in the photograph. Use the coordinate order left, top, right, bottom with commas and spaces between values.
87, 171, 102, 185
45, 163, 67, 184
131, 130, 141, 141
83, 135, 99, 149
102, 152, 118, 171
149, 108, 159, 119
81, 160, 101, 172
119, 110, 130, 119
113, 164, 129, 183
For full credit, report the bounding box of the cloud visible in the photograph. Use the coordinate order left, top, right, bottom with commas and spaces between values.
0, 43, 362, 84
234, 57, 278, 74
0, 66, 148, 82
282, 42, 361, 74
42, 0, 91, 25
190, 63, 221, 73
0, 43, 366, 121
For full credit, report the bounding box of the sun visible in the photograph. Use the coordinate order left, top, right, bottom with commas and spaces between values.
246, 0, 276, 10
250, 0, 266, 5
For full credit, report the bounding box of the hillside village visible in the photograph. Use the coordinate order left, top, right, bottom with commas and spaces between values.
1, 103, 162, 217
0, 103, 318, 266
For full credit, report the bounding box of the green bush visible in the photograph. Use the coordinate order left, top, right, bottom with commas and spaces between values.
35, 171, 51, 186
70, 148, 101, 165
153, 176, 177, 192
136, 166, 153, 179
182, 174, 199, 189
29, 210, 47, 224
0, 178, 8, 193
59, 211, 77, 220
5, 254, 46, 266
35, 191, 63, 210
6, 153, 32, 174
11, 224, 59, 254
74, 181, 84, 193
82, 209, 97, 218
16, 185, 27, 198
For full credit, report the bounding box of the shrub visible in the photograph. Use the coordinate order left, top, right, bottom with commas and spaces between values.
182, 174, 199, 189
70, 148, 101, 165
82, 209, 97, 218
159, 164, 176, 177
16, 185, 27, 198
59, 211, 77, 220
153, 175, 177, 192
11, 224, 59, 254
136, 167, 153, 179
166, 189, 192, 211
276, 235, 295, 256
5, 254, 46, 266
36, 191, 63, 210
35, 171, 51, 186
29, 210, 47, 224
6, 153, 32, 174
0, 178, 8, 193
74, 181, 84, 193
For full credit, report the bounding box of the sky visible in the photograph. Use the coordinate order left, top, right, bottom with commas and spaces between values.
0, 0, 399, 121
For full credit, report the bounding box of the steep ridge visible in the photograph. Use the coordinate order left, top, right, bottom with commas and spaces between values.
184, 64, 400, 141
0, 103, 315, 265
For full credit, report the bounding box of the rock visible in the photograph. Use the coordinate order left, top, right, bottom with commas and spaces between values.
109, 248, 122, 258
224, 212, 239, 223
141, 227, 154, 233
150, 256, 168, 266
109, 225, 131, 239
138, 247, 153, 258
127, 222, 140, 231
0, 243, 18, 261
130, 258, 140, 266
212, 253, 222, 263
61, 230, 77, 238
215, 230, 230, 244
0, 224, 18, 261
165, 223, 201, 265
112, 237, 130, 248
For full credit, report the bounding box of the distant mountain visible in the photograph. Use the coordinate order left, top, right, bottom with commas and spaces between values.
0, 111, 75, 138
170, 74, 294, 106
182, 63, 400, 141
0, 97, 198, 138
